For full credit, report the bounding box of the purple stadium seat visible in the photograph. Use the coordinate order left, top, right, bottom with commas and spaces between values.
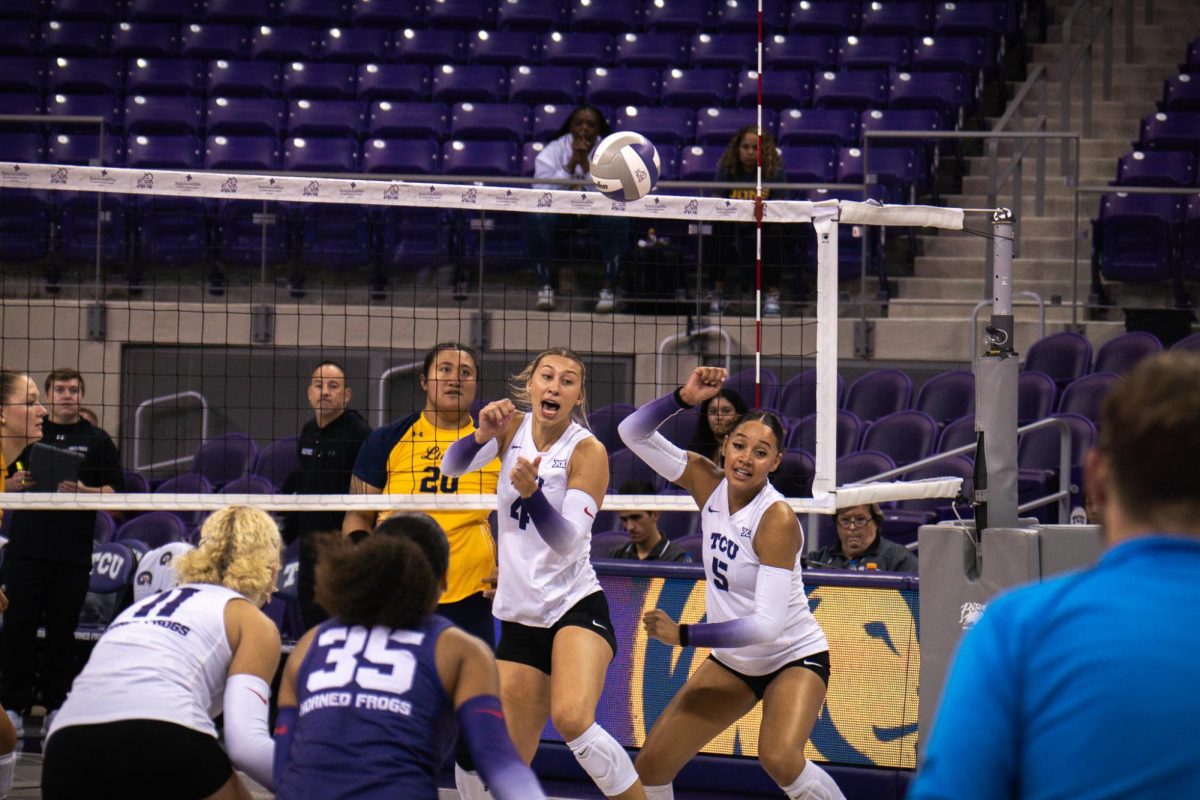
725, 367, 780, 410
530, 103, 576, 141
0, 132, 41, 164
1094, 193, 1186, 283
836, 450, 897, 485
695, 106, 777, 145
658, 405, 700, 450
520, 140, 543, 175
126, 133, 202, 168
182, 24, 250, 59
678, 144, 724, 180
937, 414, 975, 453
613, 106, 695, 145
213, 198, 291, 267
765, 33, 837, 70
1024, 331, 1092, 390
542, 31, 614, 66
252, 436, 300, 489
736, 68, 813, 109
508, 64, 584, 105
293, 203, 372, 271
1162, 74, 1200, 113
0, 20, 37, 56
206, 96, 285, 136
585, 66, 660, 106
126, 507, 196, 544
41, 20, 110, 57
719, 0, 787, 31
910, 34, 987, 76
191, 432, 259, 487
367, 101, 448, 141
280, 0, 348, 26
1171, 331, 1200, 351
1056, 372, 1118, 424
282, 62, 357, 98
1017, 370, 1056, 425
588, 403, 635, 453
112, 21, 179, 58
776, 449, 816, 498
287, 98, 364, 138
609, 447, 664, 493
57, 194, 130, 266
590, 531, 629, 560
450, 102, 531, 142
219, 474, 276, 495
284, 135, 360, 171
128, 0, 198, 21
1185, 196, 1200, 281
691, 33, 758, 69
204, 134, 281, 170
126, 469, 151, 493
207, 59, 281, 97
859, 409, 938, 466
350, 0, 424, 27
431, 63, 507, 104
124, 94, 204, 136
913, 369, 975, 425
47, 94, 123, 133
203, 0, 273, 23
660, 68, 736, 108
1092, 331, 1162, 375
837, 34, 912, 72
645, 0, 711, 31
779, 369, 845, 419
321, 26, 391, 62
394, 28, 466, 63
426, 0, 497, 29
0, 57, 44, 94
861, 0, 933, 35
0, 92, 42, 117
779, 144, 838, 182
844, 368, 913, 423
777, 107, 860, 146
126, 58, 205, 95
48, 56, 122, 95
356, 63, 429, 101
933, 0, 1005, 37
657, 511, 699, 541
613, 32, 689, 68
441, 139, 519, 175
837, 144, 921, 203
81, 541, 136, 627
788, 0, 859, 35
0, 189, 50, 263
1114, 150, 1196, 187
674, 533, 704, 561
812, 69, 889, 112
570, 0, 641, 32
1138, 111, 1200, 155
469, 29, 540, 65
497, 0, 567, 31
785, 410, 863, 457
93, 511, 117, 544
1017, 412, 1096, 521
889, 70, 971, 128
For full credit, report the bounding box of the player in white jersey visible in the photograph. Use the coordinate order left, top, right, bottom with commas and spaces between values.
42, 506, 283, 800
619, 367, 845, 800
132, 540, 195, 601
443, 348, 647, 800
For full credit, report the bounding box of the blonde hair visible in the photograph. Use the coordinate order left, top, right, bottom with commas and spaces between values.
509, 347, 590, 426
175, 505, 282, 605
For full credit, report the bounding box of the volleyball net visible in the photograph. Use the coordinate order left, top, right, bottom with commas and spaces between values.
0, 161, 967, 526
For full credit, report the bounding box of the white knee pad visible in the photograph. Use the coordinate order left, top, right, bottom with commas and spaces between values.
644, 783, 675, 800
454, 763, 494, 800
781, 760, 846, 800
0, 751, 14, 800
565, 723, 639, 797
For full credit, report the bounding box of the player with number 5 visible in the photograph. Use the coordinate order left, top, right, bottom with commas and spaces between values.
619, 367, 844, 800
443, 348, 647, 800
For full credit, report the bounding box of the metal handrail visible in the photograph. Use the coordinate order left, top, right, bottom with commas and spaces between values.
1060, 0, 1117, 165
971, 291, 1046, 342
655, 327, 732, 392
375, 360, 424, 427
132, 391, 209, 473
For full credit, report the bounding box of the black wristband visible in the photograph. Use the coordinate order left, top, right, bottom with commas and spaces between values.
347, 529, 370, 545
672, 388, 694, 409
678, 624, 689, 647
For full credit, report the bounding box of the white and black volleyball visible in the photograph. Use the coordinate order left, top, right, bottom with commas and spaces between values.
589, 131, 661, 202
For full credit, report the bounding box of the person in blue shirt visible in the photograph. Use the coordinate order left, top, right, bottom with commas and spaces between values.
910, 350, 1200, 800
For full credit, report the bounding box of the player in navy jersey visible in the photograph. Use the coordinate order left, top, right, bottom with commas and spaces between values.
273, 513, 544, 800
619, 367, 845, 800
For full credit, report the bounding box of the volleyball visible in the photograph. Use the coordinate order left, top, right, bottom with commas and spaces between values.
589, 131, 661, 202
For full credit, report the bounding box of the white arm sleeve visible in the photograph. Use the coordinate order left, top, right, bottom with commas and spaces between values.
223, 673, 276, 790
616, 393, 690, 483
688, 565, 793, 648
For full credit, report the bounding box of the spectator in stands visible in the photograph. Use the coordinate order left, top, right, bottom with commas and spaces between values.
809, 503, 918, 573
911, 351, 1200, 798
609, 480, 692, 562
686, 387, 748, 466
282, 360, 371, 630
529, 104, 630, 314
711, 126, 806, 316
1, 367, 124, 738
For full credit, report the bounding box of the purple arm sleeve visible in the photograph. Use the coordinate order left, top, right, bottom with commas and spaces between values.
271, 706, 298, 788
681, 565, 792, 648
616, 391, 690, 483
442, 434, 498, 477
458, 695, 547, 800
524, 487, 590, 556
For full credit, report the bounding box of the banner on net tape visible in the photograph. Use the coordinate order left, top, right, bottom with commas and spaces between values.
4, 162, 965, 230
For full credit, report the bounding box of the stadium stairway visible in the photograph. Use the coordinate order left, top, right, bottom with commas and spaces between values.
885, 0, 1199, 356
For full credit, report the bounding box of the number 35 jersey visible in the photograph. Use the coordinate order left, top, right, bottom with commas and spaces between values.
50, 583, 245, 739
277, 615, 457, 800
353, 412, 501, 604
701, 479, 828, 676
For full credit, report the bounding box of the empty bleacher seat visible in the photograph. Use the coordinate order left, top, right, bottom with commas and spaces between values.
736, 68, 813, 109
41, 20, 111, 57
614, 105, 695, 145
660, 67, 736, 108
812, 69, 889, 112
570, 0, 641, 32
124, 95, 205, 135
284, 135, 361, 171
508, 64, 583, 105
112, 21, 179, 58
207, 96, 286, 136
48, 56, 122, 95
778, 107, 859, 147
350, 0, 424, 27
844, 368, 913, 423
181, 23, 251, 60
126, 58, 205, 95
207, 59, 282, 96
441, 138, 519, 175
363, 137, 441, 172
283, 61, 357, 98
288, 98, 364, 138
585, 66, 660, 106
431, 63, 507, 103
1024, 331, 1092, 390
837, 34, 912, 71
450, 101, 531, 142
765, 33, 838, 70
613, 31, 689, 68
1092, 331, 1162, 375
357, 62, 429, 100
394, 27, 467, 63
367, 100, 449, 140
542, 30, 613, 66
469, 29, 540, 64
497, 0, 568, 31
204, 134, 282, 170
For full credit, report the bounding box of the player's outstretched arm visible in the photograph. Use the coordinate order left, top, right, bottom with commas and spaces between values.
443, 400, 517, 477
437, 628, 548, 800
223, 600, 283, 790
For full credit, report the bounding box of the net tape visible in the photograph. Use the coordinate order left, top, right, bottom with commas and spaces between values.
4, 162, 965, 229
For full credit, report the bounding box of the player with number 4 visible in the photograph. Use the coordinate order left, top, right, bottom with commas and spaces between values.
619, 366, 844, 800
443, 348, 647, 800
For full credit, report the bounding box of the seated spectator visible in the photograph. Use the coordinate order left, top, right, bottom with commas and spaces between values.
608, 480, 692, 562
810, 503, 917, 573
529, 104, 631, 314
686, 388, 747, 466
